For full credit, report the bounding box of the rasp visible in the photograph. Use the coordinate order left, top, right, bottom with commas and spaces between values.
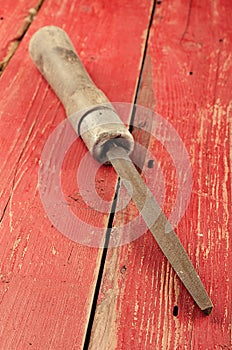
29, 26, 213, 315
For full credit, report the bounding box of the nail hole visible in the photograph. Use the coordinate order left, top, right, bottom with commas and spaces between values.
147, 159, 154, 168
173, 305, 179, 316
219, 38, 223, 42
0, 17, 4, 20
120, 265, 127, 274
189, 71, 193, 75
157, 0, 162, 4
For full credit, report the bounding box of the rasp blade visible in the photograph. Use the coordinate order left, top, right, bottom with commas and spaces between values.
107, 145, 213, 315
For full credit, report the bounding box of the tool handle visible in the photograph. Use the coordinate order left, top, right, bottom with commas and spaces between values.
29, 26, 108, 116
29, 26, 134, 163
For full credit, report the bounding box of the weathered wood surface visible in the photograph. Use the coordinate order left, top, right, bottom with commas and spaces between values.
89, 0, 232, 349
0, 0, 153, 348
0, 0, 44, 72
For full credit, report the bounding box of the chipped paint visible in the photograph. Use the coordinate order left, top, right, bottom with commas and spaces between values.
10, 236, 21, 260
52, 246, 58, 255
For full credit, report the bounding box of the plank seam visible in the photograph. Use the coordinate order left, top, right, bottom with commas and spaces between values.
82, 181, 121, 350
82, 1, 157, 348
130, 0, 157, 127
0, 0, 45, 76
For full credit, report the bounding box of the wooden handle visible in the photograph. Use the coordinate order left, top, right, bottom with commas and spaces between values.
29, 25, 109, 116
29, 26, 134, 163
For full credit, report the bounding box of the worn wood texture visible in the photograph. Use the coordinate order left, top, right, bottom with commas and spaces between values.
89, 0, 232, 349
0, 0, 44, 72
0, 0, 153, 348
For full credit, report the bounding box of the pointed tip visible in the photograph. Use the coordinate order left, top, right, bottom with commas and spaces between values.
202, 305, 213, 316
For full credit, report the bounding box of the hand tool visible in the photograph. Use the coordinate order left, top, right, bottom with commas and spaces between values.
29, 26, 213, 315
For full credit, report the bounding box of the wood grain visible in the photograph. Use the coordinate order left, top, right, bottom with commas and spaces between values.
0, 0, 44, 73
89, 0, 232, 349
0, 0, 153, 348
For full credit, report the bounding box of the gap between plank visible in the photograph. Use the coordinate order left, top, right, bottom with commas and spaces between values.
83, 180, 121, 350
83, 1, 156, 349
0, 0, 45, 75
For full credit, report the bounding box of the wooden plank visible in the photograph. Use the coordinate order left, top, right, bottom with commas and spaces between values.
0, 0, 44, 72
89, 0, 232, 349
0, 0, 153, 348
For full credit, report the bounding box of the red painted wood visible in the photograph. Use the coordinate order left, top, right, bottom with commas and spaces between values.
0, 0, 153, 348
0, 0, 43, 69
89, 0, 232, 349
